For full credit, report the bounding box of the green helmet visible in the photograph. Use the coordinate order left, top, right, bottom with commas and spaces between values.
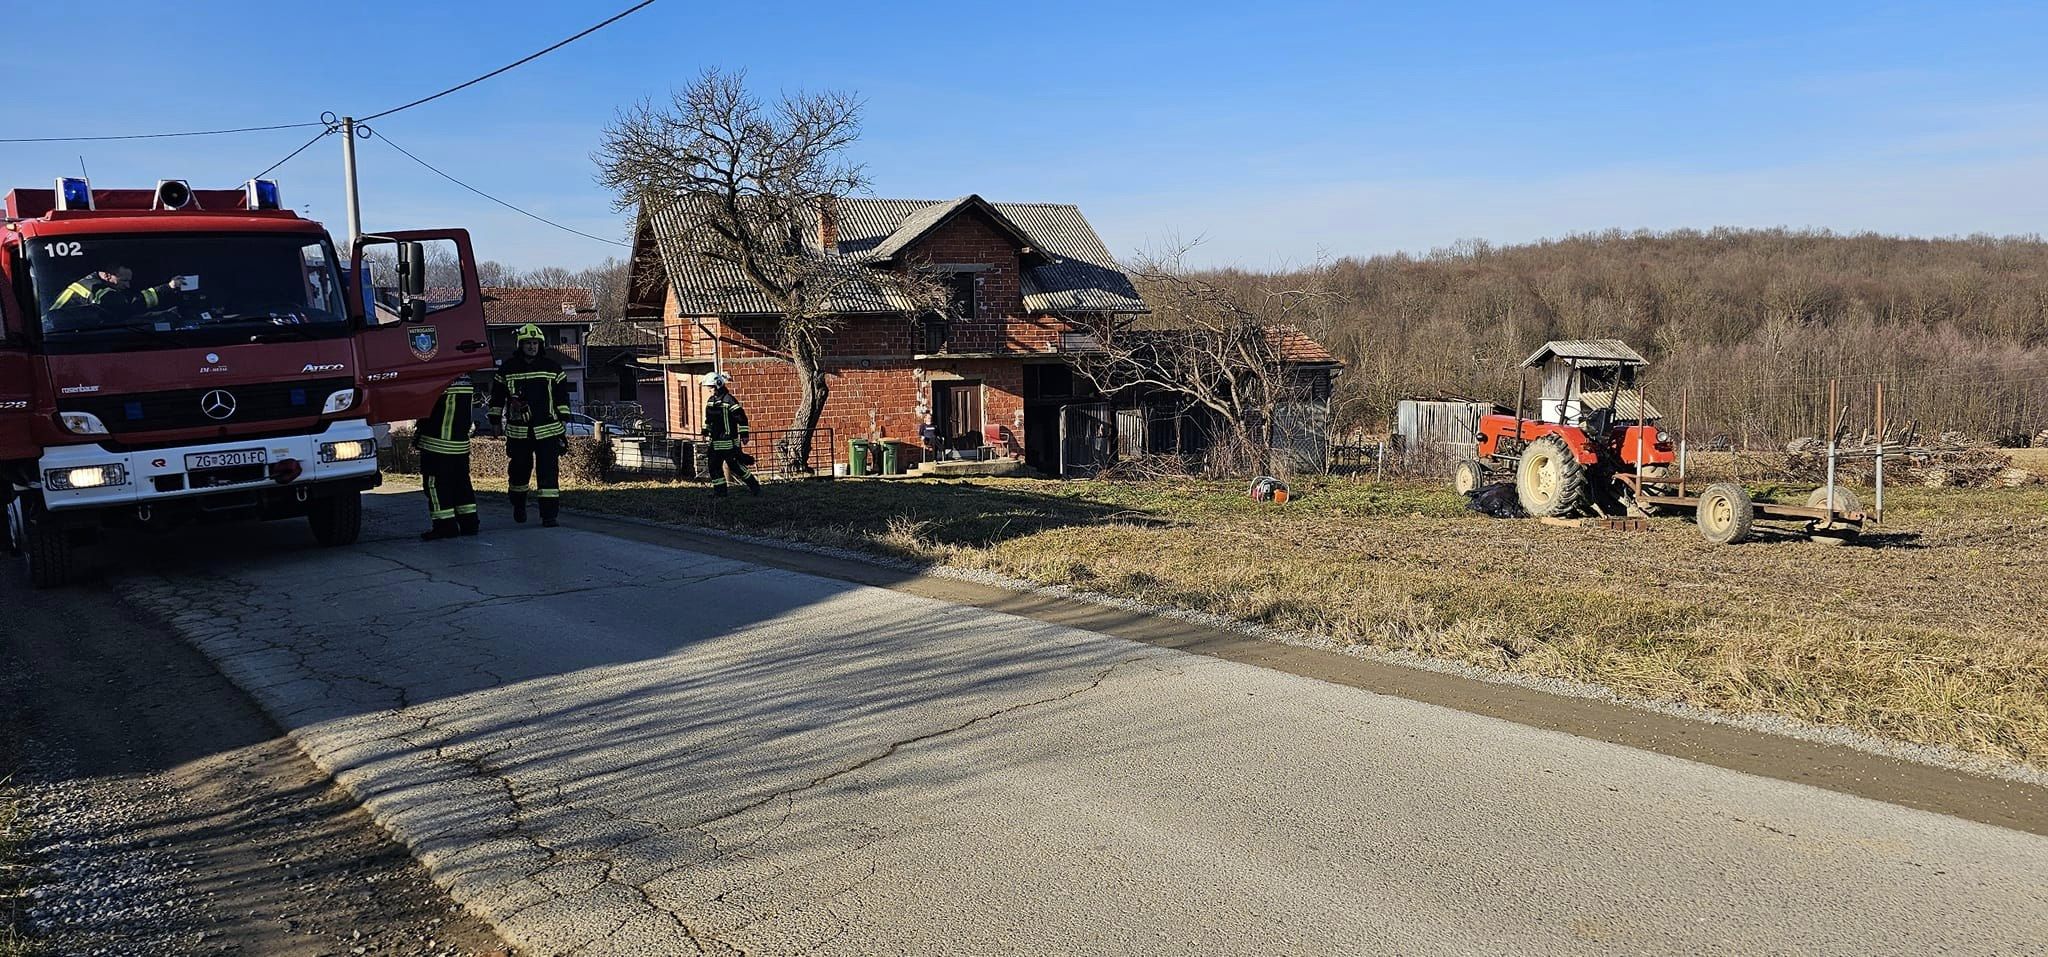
515, 322, 546, 343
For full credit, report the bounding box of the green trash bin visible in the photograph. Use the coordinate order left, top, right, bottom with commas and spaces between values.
848, 438, 871, 477
880, 441, 902, 476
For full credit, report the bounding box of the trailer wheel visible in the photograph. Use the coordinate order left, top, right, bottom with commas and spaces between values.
1452, 459, 1486, 495
12, 498, 78, 588
1696, 483, 1755, 545
1804, 485, 1863, 517
308, 491, 363, 547
1517, 435, 1587, 517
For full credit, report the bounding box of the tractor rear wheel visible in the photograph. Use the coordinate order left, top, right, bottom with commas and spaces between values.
1696, 483, 1755, 545
1516, 435, 1587, 517
1452, 459, 1486, 495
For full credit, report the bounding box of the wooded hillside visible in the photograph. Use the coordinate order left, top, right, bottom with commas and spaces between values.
1215, 229, 2048, 445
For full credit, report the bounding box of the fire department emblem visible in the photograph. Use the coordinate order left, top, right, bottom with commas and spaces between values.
408, 326, 440, 361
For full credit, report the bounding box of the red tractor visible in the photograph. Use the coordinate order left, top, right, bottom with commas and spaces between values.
1453, 339, 1676, 518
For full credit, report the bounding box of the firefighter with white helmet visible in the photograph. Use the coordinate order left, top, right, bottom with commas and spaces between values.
488, 322, 570, 526
703, 370, 759, 496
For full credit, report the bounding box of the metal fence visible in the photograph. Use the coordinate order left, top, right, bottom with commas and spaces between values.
607, 427, 838, 482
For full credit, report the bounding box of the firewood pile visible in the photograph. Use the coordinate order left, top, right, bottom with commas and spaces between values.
1784, 431, 2038, 488
2032, 429, 2048, 448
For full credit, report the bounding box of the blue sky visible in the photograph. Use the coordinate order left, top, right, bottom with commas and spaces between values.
5, 1, 2045, 272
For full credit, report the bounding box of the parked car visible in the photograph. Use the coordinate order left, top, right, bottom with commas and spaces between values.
564, 412, 628, 438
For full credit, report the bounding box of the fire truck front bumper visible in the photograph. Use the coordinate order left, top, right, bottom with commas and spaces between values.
35, 420, 382, 514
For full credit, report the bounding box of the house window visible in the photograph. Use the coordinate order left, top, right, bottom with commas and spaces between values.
923, 316, 950, 354
557, 328, 577, 345
945, 271, 976, 320
617, 366, 636, 402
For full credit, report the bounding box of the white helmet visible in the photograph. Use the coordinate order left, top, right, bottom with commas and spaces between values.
707, 371, 732, 387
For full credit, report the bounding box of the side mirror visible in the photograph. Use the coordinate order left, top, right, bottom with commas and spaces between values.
396, 241, 427, 297
401, 299, 429, 323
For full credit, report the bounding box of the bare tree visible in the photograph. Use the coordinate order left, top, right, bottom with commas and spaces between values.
595, 68, 948, 470
1076, 246, 1336, 477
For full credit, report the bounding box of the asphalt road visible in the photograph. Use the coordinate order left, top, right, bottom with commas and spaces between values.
101, 490, 2048, 956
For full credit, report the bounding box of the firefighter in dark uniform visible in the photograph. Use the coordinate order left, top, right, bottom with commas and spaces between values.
51, 267, 184, 316
414, 374, 480, 540
704, 371, 760, 496
489, 323, 570, 527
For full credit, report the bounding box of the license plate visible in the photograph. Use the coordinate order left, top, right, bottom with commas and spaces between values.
185, 448, 268, 470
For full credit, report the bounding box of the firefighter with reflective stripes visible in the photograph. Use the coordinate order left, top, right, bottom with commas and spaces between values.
51, 267, 184, 316
414, 374, 480, 540
704, 371, 760, 496
488, 323, 570, 527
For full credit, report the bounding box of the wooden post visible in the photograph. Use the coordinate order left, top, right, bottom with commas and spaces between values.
1678, 385, 1690, 497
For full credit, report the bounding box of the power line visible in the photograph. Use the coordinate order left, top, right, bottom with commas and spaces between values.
248, 126, 339, 182
0, 120, 323, 144
357, 0, 659, 123
374, 131, 629, 248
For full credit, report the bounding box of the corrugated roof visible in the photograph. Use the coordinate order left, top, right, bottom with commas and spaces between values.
645, 194, 1146, 317
480, 286, 597, 326
1521, 338, 1646, 367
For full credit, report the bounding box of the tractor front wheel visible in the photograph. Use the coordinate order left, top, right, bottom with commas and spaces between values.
1452, 459, 1486, 495
1516, 435, 1588, 517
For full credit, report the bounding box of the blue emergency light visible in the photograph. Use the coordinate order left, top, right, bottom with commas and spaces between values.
246, 178, 282, 211
54, 177, 93, 211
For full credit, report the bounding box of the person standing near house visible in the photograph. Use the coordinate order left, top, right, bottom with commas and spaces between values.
414, 373, 480, 540
704, 371, 760, 496
489, 323, 571, 526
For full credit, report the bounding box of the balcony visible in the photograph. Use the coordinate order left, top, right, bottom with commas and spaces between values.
649, 326, 720, 366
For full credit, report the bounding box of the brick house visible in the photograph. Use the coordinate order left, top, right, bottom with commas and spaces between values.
629, 194, 1149, 473
479, 286, 597, 408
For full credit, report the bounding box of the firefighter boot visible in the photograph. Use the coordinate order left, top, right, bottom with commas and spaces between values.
420, 519, 460, 541
539, 499, 560, 528
458, 514, 480, 536
511, 492, 528, 524
745, 475, 761, 495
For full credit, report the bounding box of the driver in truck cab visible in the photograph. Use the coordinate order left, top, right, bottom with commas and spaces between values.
51, 266, 186, 315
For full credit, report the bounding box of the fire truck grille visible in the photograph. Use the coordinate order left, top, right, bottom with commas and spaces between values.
58, 377, 354, 434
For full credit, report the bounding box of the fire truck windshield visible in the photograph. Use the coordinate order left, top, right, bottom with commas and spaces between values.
26, 232, 350, 353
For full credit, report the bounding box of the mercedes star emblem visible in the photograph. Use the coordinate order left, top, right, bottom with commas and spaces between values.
200, 389, 237, 420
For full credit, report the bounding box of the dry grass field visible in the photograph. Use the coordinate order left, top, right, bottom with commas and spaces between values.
527, 471, 2048, 773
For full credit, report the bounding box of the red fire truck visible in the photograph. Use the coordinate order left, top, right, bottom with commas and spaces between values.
1, 177, 490, 586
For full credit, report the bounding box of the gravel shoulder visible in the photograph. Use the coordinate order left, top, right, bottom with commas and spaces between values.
0, 558, 511, 956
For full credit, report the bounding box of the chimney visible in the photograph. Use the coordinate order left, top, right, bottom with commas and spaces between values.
817, 194, 839, 253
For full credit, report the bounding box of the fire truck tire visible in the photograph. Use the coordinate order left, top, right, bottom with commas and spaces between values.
1696, 483, 1755, 545
308, 491, 363, 547
13, 498, 76, 589
1452, 459, 1486, 495
1516, 434, 1587, 517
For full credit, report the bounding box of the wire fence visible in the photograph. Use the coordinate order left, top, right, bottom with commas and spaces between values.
607, 427, 839, 482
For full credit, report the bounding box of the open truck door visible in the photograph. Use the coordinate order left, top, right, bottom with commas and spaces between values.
350, 230, 493, 423
0, 275, 37, 462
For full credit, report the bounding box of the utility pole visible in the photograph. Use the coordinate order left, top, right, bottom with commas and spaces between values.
339, 116, 363, 253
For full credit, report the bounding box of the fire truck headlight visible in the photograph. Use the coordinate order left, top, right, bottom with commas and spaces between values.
321, 388, 357, 414
319, 440, 373, 463
57, 411, 110, 435
1657, 430, 1672, 446
46, 464, 126, 490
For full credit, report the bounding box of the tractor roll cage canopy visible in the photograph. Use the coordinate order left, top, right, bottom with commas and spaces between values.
1519, 338, 1658, 425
